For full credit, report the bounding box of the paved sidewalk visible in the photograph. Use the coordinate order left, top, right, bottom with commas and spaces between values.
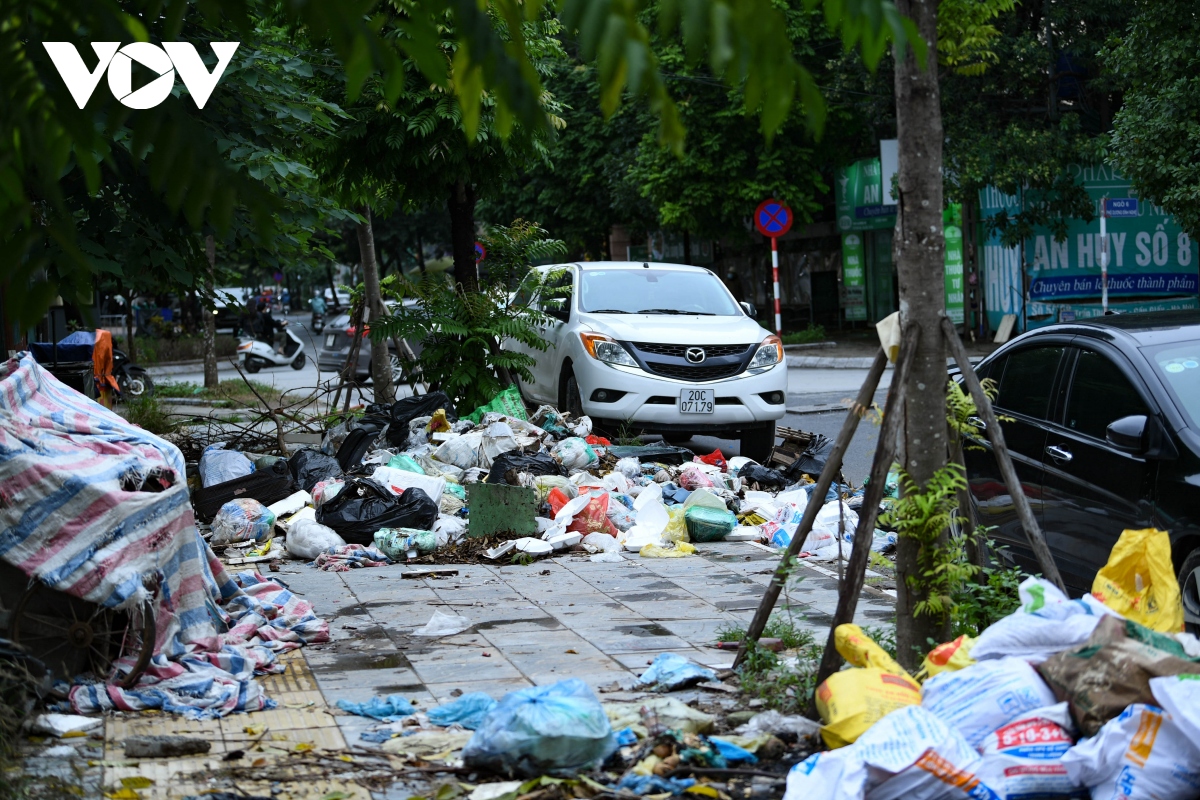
276, 540, 896, 748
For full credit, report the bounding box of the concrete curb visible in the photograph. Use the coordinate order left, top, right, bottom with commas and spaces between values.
147, 361, 240, 377
787, 355, 888, 369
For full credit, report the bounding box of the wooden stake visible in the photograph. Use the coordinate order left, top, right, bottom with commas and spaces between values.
940, 315, 1066, 592
734, 349, 889, 669
811, 329, 918, 691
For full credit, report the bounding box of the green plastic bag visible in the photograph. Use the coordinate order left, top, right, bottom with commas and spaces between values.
466, 385, 529, 424
684, 506, 737, 542
387, 454, 426, 474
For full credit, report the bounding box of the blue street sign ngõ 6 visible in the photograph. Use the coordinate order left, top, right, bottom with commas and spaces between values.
754, 199, 793, 237
1104, 198, 1139, 218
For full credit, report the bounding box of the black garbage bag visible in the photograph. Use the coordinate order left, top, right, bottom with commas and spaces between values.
784, 434, 835, 480
385, 392, 458, 447
316, 477, 439, 544
289, 449, 345, 493
487, 451, 567, 485
738, 463, 789, 489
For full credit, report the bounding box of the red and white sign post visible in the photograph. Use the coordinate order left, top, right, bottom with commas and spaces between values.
754, 199, 794, 337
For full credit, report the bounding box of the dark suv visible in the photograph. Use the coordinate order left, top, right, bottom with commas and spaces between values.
962, 310, 1200, 631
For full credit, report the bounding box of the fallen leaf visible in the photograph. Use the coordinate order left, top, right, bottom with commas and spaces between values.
103, 790, 139, 800
337, 754, 354, 762
244, 724, 265, 735
686, 786, 720, 798
62, 731, 88, 739
294, 742, 314, 753
565, 649, 578, 654
321, 792, 350, 800
252, 757, 266, 767
120, 777, 154, 789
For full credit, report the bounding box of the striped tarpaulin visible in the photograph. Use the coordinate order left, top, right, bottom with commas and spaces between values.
0, 353, 327, 717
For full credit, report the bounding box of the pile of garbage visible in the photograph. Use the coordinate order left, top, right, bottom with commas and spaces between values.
190, 386, 896, 567
793, 527, 1200, 800
335, 654, 821, 791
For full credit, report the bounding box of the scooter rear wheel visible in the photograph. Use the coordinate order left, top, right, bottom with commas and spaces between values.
291, 354, 307, 371
245, 358, 262, 374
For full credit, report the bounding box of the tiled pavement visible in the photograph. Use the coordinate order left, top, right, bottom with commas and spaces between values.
278, 540, 897, 747
24, 542, 892, 799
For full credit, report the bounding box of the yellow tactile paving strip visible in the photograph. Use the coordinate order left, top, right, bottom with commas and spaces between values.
101, 649, 368, 800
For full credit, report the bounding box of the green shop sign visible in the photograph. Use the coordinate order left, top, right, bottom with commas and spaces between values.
836, 158, 897, 233
944, 204, 964, 325
842, 233, 867, 321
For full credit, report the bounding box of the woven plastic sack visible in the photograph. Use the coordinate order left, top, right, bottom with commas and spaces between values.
462, 678, 616, 777
920, 635, 977, 680
465, 385, 528, 424
1091, 527, 1184, 632
1062, 703, 1200, 800
922, 657, 1056, 747
211, 498, 276, 546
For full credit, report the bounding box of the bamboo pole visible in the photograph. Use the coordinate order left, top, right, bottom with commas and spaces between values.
940, 315, 1066, 592
734, 349, 889, 669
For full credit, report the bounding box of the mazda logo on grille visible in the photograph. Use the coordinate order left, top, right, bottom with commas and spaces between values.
685, 347, 706, 364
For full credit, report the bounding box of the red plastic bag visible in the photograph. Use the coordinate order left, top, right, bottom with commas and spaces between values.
695, 449, 727, 471
549, 488, 618, 537
586, 435, 611, 446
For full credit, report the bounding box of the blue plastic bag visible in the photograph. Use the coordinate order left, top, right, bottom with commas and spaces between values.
426, 692, 497, 730
616, 775, 696, 795
462, 679, 616, 777
709, 737, 758, 765
638, 653, 717, 691
336, 695, 415, 722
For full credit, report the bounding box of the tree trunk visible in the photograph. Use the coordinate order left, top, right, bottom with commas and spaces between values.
357, 203, 395, 405
416, 232, 427, 274
326, 265, 339, 311
119, 280, 136, 362
448, 180, 479, 292
203, 235, 219, 389
893, 0, 952, 669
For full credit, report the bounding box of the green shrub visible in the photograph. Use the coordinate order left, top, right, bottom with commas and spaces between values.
782, 325, 826, 345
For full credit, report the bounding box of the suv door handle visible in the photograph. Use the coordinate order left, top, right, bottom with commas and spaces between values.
1046, 445, 1073, 463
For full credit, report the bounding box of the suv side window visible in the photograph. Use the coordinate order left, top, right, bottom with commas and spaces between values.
994, 346, 1063, 420
1065, 349, 1148, 440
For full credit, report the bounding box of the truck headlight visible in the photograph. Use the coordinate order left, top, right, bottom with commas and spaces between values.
750, 335, 783, 368
580, 333, 637, 367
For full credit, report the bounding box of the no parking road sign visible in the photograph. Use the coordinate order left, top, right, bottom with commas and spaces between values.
755, 199, 794, 238
755, 199, 792, 337
475, 241, 487, 264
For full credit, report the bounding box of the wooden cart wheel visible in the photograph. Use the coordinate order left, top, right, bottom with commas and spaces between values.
10, 584, 156, 689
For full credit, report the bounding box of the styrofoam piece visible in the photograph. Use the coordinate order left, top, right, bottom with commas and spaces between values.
484, 541, 516, 560
267, 489, 312, 518
547, 532, 583, 550
514, 537, 553, 555
27, 713, 102, 737
726, 527, 761, 541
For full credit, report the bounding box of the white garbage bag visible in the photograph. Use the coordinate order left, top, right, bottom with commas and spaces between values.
286, 519, 346, 560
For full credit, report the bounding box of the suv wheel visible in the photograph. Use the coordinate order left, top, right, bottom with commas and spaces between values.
562, 369, 584, 419
1180, 548, 1200, 634
740, 423, 777, 463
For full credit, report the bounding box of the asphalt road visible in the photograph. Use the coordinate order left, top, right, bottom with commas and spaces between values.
155, 314, 888, 482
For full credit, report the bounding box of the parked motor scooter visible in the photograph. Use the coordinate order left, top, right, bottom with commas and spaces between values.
112, 348, 155, 398
311, 311, 325, 333
237, 321, 307, 373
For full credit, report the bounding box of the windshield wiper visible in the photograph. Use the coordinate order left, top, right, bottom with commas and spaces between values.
588, 308, 631, 314
638, 308, 716, 316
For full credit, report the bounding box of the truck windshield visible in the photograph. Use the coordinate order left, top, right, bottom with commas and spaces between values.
1143, 341, 1200, 429
580, 269, 741, 316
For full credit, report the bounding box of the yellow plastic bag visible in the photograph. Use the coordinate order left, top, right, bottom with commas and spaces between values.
919, 635, 976, 680
426, 408, 452, 433
662, 506, 689, 543
639, 541, 696, 559
835, 624, 911, 678
1091, 528, 1184, 632
814, 668, 920, 749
